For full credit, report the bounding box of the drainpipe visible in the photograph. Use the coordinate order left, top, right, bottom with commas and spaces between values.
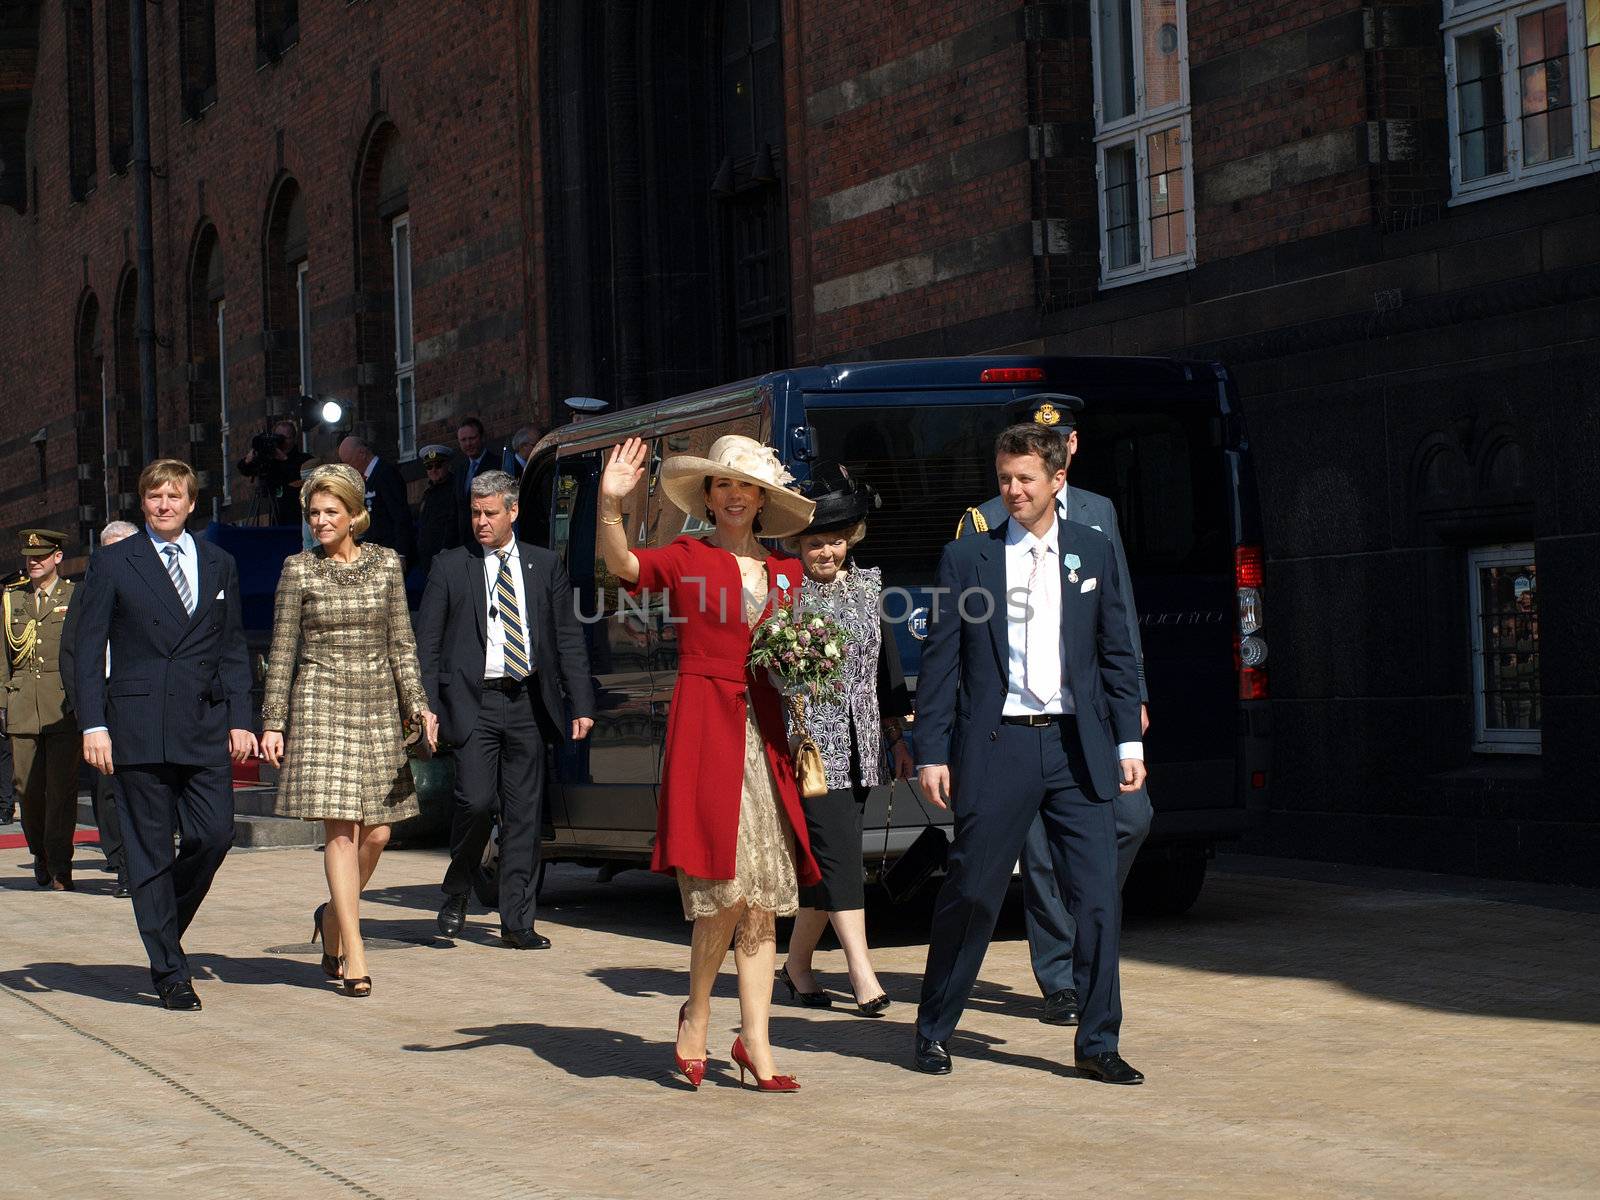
129, 0, 159, 461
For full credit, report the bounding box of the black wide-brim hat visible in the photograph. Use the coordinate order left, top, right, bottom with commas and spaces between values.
794, 461, 880, 538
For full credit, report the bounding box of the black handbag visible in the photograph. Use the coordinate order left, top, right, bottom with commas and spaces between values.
878, 780, 949, 904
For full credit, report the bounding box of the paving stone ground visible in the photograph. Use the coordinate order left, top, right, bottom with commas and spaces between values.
2, 841, 1597, 1200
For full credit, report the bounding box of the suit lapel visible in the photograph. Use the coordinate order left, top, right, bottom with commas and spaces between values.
470, 548, 488, 645
130, 535, 189, 626
185, 540, 218, 632
517, 541, 543, 642
977, 525, 1009, 678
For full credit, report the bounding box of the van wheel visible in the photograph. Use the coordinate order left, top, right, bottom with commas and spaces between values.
1122, 855, 1207, 917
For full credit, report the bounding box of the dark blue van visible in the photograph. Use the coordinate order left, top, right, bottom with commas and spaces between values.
518, 355, 1269, 914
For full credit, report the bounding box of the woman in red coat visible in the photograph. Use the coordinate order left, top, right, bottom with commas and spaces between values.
598, 434, 820, 1092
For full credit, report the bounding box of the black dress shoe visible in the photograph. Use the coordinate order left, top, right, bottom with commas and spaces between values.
1074, 1051, 1144, 1085
913, 1034, 952, 1075
113, 879, 131, 899
157, 980, 202, 1011
1041, 987, 1079, 1026
437, 895, 468, 938
33, 859, 50, 887
500, 927, 551, 949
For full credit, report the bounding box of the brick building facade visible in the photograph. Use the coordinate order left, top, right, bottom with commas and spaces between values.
3, 0, 1597, 883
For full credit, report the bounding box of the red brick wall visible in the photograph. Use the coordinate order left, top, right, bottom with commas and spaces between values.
788, 0, 1035, 360
1189, 0, 1373, 262
0, 0, 537, 543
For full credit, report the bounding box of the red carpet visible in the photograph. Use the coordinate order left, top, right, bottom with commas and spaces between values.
0, 829, 101, 851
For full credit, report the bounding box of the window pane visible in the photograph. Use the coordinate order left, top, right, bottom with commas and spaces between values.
397, 373, 416, 459
1588, 20, 1600, 149
1478, 558, 1539, 732
1104, 143, 1139, 270
1517, 8, 1574, 166
392, 220, 413, 366
1143, 0, 1183, 110
1098, 0, 1136, 123
1147, 127, 1186, 260
1456, 29, 1507, 179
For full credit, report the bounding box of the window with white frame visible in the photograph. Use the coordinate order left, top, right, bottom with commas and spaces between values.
391, 214, 416, 461
1444, 0, 1600, 201
217, 299, 232, 506
1468, 544, 1541, 753
1092, 0, 1194, 286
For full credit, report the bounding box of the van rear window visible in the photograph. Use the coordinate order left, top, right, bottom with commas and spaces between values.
808, 402, 1229, 586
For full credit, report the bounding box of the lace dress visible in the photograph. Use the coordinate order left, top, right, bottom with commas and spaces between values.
261, 544, 428, 825
675, 585, 800, 921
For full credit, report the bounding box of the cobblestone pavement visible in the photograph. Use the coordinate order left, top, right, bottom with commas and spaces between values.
2, 843, 1597, 1200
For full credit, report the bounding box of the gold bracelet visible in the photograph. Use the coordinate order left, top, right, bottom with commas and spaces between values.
599, 513, 624, 526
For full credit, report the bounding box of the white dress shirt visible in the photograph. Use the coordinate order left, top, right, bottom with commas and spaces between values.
482, 538, 531, 681
1003, 517, 1068, 717
1003, 515, 1142, 762
148, 526, 200, 610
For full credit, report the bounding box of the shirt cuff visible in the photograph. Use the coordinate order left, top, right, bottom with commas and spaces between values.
83, 726, 108, 736
1116, 741, 1143, 761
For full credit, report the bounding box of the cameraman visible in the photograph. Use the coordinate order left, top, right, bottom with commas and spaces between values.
238, 419, 313, 525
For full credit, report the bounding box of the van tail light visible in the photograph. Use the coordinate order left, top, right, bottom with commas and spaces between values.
1235, 543, 1268, 700
979, 367, 1046, 383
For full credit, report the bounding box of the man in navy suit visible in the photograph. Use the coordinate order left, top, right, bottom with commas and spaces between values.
956, 394, 1153, 1029
914, 422, 1147, 1083
418, 470, 594, 949
74, 460, 257, 1011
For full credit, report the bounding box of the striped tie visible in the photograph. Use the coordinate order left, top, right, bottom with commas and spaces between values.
495, 550, 529, 681
163, 544, 194, 615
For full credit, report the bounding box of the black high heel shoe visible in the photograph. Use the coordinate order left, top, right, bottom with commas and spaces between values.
311, 903, 342, 980
852, 993, 891, 1018
776, 964, 832, 1008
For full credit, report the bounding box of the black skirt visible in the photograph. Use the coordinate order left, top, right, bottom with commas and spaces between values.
799, 782, 869, 912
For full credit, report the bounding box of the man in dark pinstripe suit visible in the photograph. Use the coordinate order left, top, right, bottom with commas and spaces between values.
417, 471, 594, 950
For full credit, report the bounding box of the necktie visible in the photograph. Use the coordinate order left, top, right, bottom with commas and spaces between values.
163, 544, 194, 615
495, 550, 529, 681
1024, 544, 1059, 705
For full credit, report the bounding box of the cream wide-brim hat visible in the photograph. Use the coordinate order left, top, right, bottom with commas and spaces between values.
659, 435, 816, 539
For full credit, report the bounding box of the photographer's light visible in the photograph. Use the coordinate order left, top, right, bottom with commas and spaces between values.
319, 399, 344, 425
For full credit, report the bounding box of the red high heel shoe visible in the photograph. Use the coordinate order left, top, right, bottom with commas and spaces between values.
730, 1037, 800, 1093
673, 1003, 706, 1089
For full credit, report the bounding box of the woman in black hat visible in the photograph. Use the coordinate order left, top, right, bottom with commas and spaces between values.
777, 463, 914, 1016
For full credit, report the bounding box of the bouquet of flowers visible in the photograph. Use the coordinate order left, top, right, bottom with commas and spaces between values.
748, 605, 850, 798
747, 607, 850, 701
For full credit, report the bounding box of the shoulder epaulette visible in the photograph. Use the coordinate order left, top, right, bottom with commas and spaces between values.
955, 506, 989, 539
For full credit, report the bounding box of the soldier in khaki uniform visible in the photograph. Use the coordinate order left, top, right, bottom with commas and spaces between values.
1, 530, 83, 889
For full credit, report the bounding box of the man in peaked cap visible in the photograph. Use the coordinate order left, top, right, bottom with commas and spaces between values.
1, 529, 83, 889
956, 394, 1153, 1031
415, 443, 463, 578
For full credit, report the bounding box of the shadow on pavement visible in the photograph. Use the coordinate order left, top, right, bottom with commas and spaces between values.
400, 1023, 700, 1089
0, 954, 330, 1006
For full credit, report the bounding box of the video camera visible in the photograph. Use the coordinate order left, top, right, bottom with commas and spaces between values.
251, 429, 288, 456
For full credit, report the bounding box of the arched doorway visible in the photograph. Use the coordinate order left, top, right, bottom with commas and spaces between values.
111, 268, 141, 517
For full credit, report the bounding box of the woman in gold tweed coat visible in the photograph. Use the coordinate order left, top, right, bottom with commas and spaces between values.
260, 464, 437, 997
